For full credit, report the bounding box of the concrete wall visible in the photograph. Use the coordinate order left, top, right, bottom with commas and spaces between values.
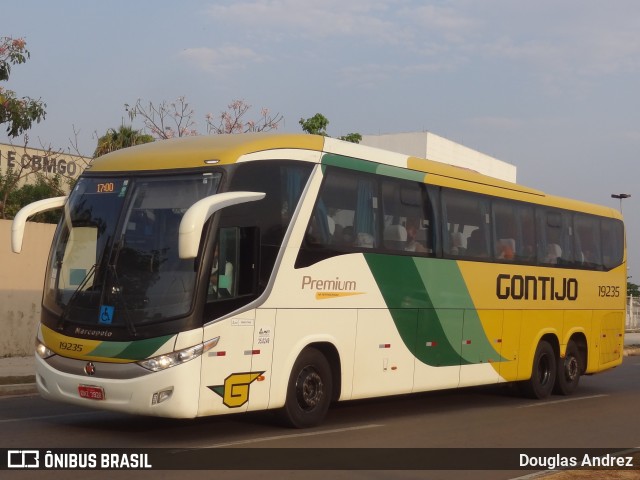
0, 219, 55, 357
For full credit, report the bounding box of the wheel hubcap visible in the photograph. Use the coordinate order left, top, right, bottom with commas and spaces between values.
295, 367, 323, 411
565, 356, 579, 381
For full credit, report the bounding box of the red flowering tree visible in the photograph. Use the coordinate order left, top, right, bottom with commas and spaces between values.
0, 36, 46, 137
126, 97, 283, 139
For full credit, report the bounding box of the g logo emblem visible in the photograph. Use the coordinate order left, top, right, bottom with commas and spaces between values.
208, 371, 264, 408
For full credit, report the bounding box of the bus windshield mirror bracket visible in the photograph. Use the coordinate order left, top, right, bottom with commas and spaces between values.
179, 191, 266, 259
11, 196, 68, 254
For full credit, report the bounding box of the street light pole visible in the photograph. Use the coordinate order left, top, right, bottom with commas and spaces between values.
611, 193, 631, 213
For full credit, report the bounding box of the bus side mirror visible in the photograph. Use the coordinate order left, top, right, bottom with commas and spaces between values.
11, 196, 68, 254
178, 191, 265, 259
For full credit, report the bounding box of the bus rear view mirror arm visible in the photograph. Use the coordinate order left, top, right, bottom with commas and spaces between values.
179, 191, 266, 259
12, 196, 68, 254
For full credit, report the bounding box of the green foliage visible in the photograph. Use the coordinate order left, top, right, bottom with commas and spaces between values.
0, 36, 47, 137
94, 125, 154, 157
339, 132, 362, 143
299, 113, 329, 136
628, 281, 639, 297
299, 113, 361, 143
0, 171, 66, 222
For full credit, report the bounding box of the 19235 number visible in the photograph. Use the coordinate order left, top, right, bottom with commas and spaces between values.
59, 341, 83, 352
598, 285, 620, 297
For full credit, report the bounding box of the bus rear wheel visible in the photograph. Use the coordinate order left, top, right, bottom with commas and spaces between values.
519, 340, 557, 399
553, 340, 581, 396
281, 347, 332, 428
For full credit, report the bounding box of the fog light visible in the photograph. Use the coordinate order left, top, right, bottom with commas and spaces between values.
152, 388, 173, 405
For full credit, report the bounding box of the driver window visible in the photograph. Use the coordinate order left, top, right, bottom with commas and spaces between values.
208, 227, 239, 300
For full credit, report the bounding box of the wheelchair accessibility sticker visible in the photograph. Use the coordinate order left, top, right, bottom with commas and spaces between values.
99, 305, 114, 325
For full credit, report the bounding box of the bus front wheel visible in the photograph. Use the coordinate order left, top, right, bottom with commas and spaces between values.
520, 340, 557, 399
553, 340, 581, 395
281, 347, 332, 428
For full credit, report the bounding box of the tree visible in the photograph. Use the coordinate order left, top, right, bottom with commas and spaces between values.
628, 280, 639, 297
4, 174, 65, 222
299, 113, 361, 143
299, 113, 329, 136
206, 99, 283, 134
94, 125, 154, 157
125, 97, 197, 140
126, 97, 283, 139
0, 36, 46, 137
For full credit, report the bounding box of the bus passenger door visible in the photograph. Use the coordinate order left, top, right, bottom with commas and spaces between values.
247, 308, 276, 411
198, 311, 256, 417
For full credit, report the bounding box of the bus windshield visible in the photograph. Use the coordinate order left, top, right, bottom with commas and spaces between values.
44, 173, 221, 329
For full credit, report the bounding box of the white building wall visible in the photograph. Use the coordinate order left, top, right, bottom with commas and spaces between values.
361, 132, 517, 183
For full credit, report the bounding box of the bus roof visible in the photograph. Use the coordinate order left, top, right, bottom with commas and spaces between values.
86, 133, 621, 220
87, 133, 325, 172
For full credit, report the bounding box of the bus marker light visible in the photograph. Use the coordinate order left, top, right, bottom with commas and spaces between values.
379, 344, 391, 349
244, 350, 260, 355
463, 340, 472, 345
257, 375, 265, 382
211, 351, 226, 357
425, 342, 437, 347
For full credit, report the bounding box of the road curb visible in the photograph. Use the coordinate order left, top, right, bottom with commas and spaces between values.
624, 346, 640, 356
0, 382, 37, 396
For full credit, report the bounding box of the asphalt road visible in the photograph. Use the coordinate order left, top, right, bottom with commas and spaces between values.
2, 356, 640, 480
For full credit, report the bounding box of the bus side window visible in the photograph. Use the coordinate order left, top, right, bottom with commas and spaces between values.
381, 179, 432, 255
442, 189, 490, 259
492, 199, 535, 262
574, 213, 603, 269
305, 167, 379, 250
209, 227, 238, 300
537, 209, 573, 266
602, 218, 624, 270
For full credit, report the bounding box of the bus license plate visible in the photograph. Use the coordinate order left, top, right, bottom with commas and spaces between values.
78, 385, 105, 400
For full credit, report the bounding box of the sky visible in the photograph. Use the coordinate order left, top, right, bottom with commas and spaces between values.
2, 0, 640, 281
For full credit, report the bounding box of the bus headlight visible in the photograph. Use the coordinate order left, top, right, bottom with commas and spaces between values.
137, 337, 219, 372
35, 339, 55, 359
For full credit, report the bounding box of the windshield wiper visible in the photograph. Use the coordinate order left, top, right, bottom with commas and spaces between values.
106, 264, 137, 337
59, 264, 97, 330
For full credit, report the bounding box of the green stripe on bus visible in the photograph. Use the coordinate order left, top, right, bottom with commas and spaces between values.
321, 154, 426, 182
364, 254, 465, 366
322, 154, 378, 174
89, 334, 174, 360
364, 254, 504, 366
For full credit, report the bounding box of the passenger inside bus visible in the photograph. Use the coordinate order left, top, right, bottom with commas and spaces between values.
210, 243, 234, 298
544, 243, 562, 265
405, 218, 428, 252
467, 228, 488, 258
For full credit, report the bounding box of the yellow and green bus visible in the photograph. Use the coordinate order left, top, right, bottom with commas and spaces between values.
12, 133, 626, 427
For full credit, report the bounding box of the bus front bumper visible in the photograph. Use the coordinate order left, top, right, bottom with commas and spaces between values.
35, 354, 202, 418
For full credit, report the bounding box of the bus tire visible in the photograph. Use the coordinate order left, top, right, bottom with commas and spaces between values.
553, 340, 581, 395
520, 340, 557, 399
280, 347, 332, 428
